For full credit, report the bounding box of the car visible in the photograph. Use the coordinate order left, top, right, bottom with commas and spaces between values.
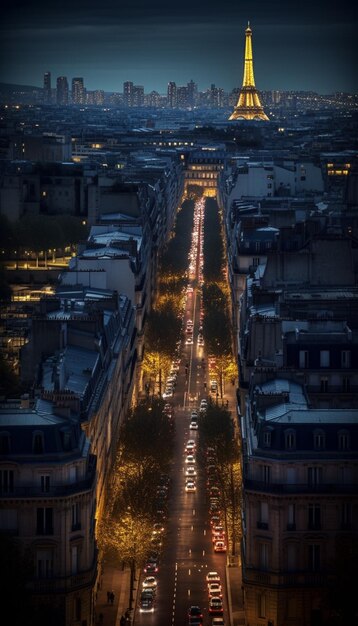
188, 619, 202, 626
185, 442, 195, 453
209, 597, 224, 615
140, 589, 155, 602
139, 595, 155, 613
185, 454, 196, 464
208, 582, 222, 597
142, 576, 157, 591
191, 410, 199, 419
152, 522, 165, 534
143, 557, 159, 574
163, 387, 174, 398
186, 336, 194, 345
185, 465, 197, 477
210, 487, 221, 498
212, 526, 225, 540
190, 421, 199, 430
188, 606, 203, 620
197, 334, 204, 346
185, 480, 196, 492
210, 515, 222, 526
214, 540, 227, 552
211, 618, 225, 625
206, 571, 220, 583
210, 380, 218, 392
200, 398, 208, 408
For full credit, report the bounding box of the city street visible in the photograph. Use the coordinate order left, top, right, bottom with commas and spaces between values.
134, 198, 229, 625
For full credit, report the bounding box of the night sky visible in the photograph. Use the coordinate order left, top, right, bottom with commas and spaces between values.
0, 0, 357, 94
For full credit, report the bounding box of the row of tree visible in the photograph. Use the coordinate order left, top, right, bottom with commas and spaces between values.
142, 199, 195, 392
198, 402, 242, 557
98, 398, 175, 608
202, 198, 236, 396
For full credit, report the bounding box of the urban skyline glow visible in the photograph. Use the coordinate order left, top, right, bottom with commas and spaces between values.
0, 0, 357, 95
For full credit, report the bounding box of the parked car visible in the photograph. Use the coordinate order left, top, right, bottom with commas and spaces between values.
206, 571, 220, 583
208, 582, 222, 597
139, 595, 155, 613
142, 576, 157, 591
213, 540, 227, 552
209, 597, 224, 614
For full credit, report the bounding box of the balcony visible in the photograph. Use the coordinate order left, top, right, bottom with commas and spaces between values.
29, 555, 98, 593
244, 478, 357, 495
242, 565, 329, 588
0, 458, 96, 500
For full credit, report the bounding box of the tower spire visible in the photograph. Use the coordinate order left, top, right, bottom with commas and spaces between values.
229, 23, 269, 121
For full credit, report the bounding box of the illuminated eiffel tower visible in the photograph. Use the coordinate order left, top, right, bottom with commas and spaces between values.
229, 22, 269, 121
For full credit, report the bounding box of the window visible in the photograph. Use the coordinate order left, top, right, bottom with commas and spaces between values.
258, 501, 268, 529
0, 432, 10, 454
71, 545, 78, 574
342, 377, 351, 392
341, 350, 351, 368
341, 503, 352, 529
72, 502, 81, 531
258, 594, 266, 618
252, 257, 260, 267
40, 475, 50, 493
285, 429, 296, 450
0, 469, 14, 493
308, 544, 321, 571
75, 598, 81, 621
320, 350, 330, 367
320, 377, 328, 393
36, 549, 53, 579
36, 507, 53, 535
33, 431, 44, 454
287, 503, 296, 530
261, 465, 271, 484
287, 543, 297, 570
263, 430, 271, 447
338, 430, 350, 450
308, 467, 322, 486
299, 350, 309, 368
308, 504, 321, 530
314, 430, 325, 450
259, 542, 269, 570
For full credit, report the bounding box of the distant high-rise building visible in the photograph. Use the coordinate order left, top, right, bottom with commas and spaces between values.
187, 80, 198, 108
86, 90, 105, 106
229, 22, 269, 121
132, 85, 144, 107
167, 82, 177, 108
123, 81, 134, 107
43, 71, 52, 104
72, 77, 86, 105
56, 76, 69, 105
177, 86, 188, 109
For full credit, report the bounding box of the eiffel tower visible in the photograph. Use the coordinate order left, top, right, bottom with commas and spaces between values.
229, 22, 269, 121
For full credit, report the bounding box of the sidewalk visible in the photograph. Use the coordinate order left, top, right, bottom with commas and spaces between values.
226, 558, 245, 626
94, 554, 139, 626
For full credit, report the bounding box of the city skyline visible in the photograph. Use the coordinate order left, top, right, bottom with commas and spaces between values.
0, 0, 357, 95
